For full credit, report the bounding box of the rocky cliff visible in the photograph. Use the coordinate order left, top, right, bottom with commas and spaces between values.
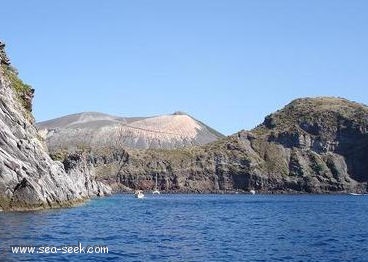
87, 97, 368, 194
37, 111, 224, 152
0, 42, 111, 211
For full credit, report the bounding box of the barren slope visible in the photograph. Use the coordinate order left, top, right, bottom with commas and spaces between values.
37, 111, 224, 152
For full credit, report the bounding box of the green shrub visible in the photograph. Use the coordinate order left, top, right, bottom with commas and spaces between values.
2, 64, 32, 106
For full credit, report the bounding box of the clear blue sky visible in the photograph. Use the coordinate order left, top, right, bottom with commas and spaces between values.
1, 0, 367, 135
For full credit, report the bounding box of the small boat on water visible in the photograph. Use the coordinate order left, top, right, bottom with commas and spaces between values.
134, 190, 144, 199
349, 193, 364, 196
249, 190, 256, 195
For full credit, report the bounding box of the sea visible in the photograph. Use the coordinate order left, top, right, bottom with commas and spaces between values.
1, 194, 367, 262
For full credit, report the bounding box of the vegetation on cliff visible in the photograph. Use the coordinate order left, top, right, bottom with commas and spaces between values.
2, 65, 33, 108
1, 62, 34, 123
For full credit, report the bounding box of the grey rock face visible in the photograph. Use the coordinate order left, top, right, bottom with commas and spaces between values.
0, 44, 110, 211
37, 112, 224, 153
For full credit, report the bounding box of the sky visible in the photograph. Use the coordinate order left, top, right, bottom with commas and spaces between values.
1, 0, 368, 135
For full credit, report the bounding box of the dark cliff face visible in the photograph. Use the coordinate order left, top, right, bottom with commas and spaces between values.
0, 42, 110, 211
87, 97, 368, 194
258, 97, 368, 184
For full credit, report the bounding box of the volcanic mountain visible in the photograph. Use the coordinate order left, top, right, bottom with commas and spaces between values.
37, 111, 224, 153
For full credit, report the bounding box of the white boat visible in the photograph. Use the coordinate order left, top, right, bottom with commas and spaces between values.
249, 189, 256, 195
134, 190, 144, 199
152, 174, 160, 194
349, 193, 363, 196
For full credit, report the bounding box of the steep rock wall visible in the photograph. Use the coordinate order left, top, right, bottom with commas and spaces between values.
0, 42, 110, 211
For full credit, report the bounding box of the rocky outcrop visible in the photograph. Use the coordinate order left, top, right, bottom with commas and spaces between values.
0, 41, 10, 65
37, 111, 224, 152
0, 42, 110, 211
86, 97, 368, 194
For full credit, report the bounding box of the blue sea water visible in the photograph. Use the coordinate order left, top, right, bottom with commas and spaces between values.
1, 194, 368, 262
